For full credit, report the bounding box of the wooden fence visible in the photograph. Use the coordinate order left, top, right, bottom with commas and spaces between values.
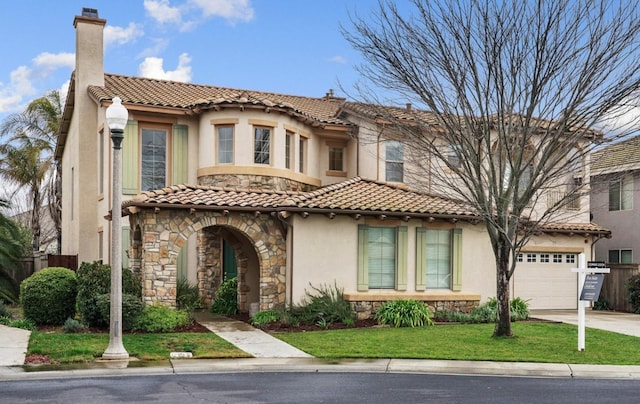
599, 263, 640, 312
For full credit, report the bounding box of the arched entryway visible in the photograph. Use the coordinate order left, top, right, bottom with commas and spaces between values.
127, 208, 287, 312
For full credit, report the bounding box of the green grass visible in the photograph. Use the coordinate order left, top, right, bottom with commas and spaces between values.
28, 332, 251, 363
276, 322, 640, 365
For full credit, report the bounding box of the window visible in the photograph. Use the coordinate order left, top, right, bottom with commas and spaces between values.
285, 132, 293, 169
565, 254, 575, 264
254, 127, 271, 164
367, 227, 397, 289
299, 137, 307, 173
98, 130, 104, 194
358, 225, 408, 291
527, 253, 537, 263
141, 128, 167, 191
217, 126, 234, 164
553, 254, 563, 263
540, 254, 550, 263
447, 144, 461, 168
98, 230, 103, 261
609, 175, 633, 211
516, 253, 523, 262
385, 140, 404, 182
329, 146, 344, 171
424, 229, 452, 289
416, 227, 462, 291
609, 249, 633, 264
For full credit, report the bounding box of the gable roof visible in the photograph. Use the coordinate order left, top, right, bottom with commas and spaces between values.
122, 177, 609, 236
591, 135, 640, 175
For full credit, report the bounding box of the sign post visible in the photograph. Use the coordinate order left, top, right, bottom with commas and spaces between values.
571, 254, 609, 351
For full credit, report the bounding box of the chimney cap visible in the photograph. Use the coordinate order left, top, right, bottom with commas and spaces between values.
81, 8, 99, 18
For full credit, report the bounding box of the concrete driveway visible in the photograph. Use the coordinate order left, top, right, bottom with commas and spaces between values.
531, 310, 640, 337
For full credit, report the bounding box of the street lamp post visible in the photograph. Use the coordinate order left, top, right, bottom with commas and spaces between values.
103, 96, 129, 360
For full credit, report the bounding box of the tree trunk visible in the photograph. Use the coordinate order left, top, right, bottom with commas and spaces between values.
493, 239, 512, 337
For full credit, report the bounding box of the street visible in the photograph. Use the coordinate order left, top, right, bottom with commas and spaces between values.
0, 372, 635, 403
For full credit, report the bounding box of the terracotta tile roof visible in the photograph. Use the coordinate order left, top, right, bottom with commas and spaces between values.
123, 177, 479, 218
538, 222, 611, 236
88, 74, 351, 127
591, 135, 640, 174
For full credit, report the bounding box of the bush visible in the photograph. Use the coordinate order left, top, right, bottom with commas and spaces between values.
0, 317, 36, 331
20, 267, 77, 325
211, 277, 238, 315
76, 261, 141, 327
593, 297, 612, 311
375, 300, 433, 328
0, 300, 11, 318
95, 293, 144, 331
627, 275, 640, 314
251, 309, 281, 327
435, 297, 530, 323
132, 305, 190, 333
62, 318, 85, 333
177, 278, 202, 311
289, 282, 356, 326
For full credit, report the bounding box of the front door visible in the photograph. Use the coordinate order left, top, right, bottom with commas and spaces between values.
223, 239, 237, 280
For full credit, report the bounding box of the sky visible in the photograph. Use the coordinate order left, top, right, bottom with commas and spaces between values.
0, 0, 380, 122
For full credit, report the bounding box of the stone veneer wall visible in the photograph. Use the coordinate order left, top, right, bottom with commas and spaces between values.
199, 174, 318, 192
129, 208, 287, 310
351, 299, 479, 320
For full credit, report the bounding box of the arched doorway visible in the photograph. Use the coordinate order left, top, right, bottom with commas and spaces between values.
127, 208, 287, 312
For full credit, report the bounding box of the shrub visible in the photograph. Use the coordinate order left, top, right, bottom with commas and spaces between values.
0, 300, 11, 318
289, 282, 356, 326
627, 275, 640, 314
177, 278, 202, 311
211, 277, 238, 315
20, 267, 77, 325
509, 297, 530, 320
132, 305, 190, 333
95, 293, 144, 331
375, 299, 434, 328
251, 309, 281, 327
0, 317, 36, 331
593, 297, 612, 311
62, 318, 85, 333
76, 261, 141, 327
435, 297, 530, 323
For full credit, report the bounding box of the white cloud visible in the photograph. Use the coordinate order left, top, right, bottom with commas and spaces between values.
329, 55, 347, 64
104, 23, 144, 47
144, 0, 182, 24
190, 0, 255, 23
138, 53, 192, 82
0, 51, 75, 113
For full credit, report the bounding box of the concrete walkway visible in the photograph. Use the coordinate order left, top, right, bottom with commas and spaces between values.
0, 324, 31, 366
531, 309, 640, 337
192, 312, 312, 358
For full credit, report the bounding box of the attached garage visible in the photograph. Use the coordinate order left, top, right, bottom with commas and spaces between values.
512, 252, 579, 310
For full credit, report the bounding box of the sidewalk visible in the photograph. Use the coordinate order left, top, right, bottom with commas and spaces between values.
0, 324, 30, 367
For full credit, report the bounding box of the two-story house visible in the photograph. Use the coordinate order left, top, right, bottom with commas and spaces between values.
591, 136, 640, 264
55, 9, 609, 316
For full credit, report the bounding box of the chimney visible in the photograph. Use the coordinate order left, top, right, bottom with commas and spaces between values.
406, 103, 412, 112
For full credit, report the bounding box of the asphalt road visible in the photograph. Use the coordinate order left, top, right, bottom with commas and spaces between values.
0, 372, 636, 403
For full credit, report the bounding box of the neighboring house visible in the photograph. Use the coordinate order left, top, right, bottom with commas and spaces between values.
591, 136, 640, 264
55, 9, 610, 315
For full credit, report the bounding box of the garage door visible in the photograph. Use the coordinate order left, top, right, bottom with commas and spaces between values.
512, 252, 578, 310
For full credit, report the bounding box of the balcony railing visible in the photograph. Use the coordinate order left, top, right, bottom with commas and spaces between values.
547, 191, 580, 210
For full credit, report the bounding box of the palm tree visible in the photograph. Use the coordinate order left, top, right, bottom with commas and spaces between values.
0, 90, 63, 253
0, 199, 25, 303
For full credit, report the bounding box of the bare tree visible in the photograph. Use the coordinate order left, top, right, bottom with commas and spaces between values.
344, 0, 640, 336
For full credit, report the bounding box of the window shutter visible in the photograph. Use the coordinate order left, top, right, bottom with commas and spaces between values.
452, 228, 463, 291
122, 121, 139, 194
357, 224, 369, 291
172, 124, 188, 185
396, 226, 408, 291
415, 228, 426, 291
122, 226, 130, 270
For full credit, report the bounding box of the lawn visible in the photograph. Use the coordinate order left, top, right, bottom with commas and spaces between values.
27, 332, 251, 363
275, 322, 640, 365
26, 321, 640, 365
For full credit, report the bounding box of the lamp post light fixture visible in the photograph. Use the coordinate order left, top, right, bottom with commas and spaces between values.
103, 96, 129, 360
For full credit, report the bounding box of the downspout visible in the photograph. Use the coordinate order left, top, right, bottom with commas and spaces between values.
377, 124, 385, 182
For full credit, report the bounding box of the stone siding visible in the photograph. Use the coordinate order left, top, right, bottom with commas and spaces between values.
351, 299, 479, 320
199, 174, 317, 192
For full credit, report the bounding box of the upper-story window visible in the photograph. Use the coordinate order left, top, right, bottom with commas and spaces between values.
609, 174, 633, 211
385, 140, 404, 182
141, 128, 167, 191
447, 144, 461, 168
329, 147, 344, 171
217, 126, 234, 164
254, 126, 271, 165
299, 137, 307, 173
285, 131, 293, 169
